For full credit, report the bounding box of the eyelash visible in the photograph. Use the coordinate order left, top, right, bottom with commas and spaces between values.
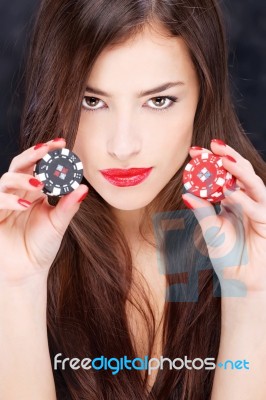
81, 95, 178, 113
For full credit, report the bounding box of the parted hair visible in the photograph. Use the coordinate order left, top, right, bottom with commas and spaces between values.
20, 0, 266, 399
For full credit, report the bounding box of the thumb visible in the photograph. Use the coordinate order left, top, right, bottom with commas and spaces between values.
181, 193, 245, 281
182, 193, 222, 248
48, 184, 89, 236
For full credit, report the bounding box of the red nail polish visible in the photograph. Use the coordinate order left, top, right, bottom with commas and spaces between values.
52, 137, 65, 142
77, 191, 89, 203
211, 139, 227, 147
34, 143, 47, 150
190, 146, 203, 150
29, 178, 44, 187
18, 198, 32, 207
225, 178, 237, 190
224, 155, 237, 163
182, 197, 194, 209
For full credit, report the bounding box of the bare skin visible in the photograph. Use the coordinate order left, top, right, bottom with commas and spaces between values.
1, 15, 266, 398
0, 138, 88, 399
73, 22, 200, 233
72, 24, 200, 391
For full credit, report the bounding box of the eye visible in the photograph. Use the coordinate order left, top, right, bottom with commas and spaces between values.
81, 95, 178, 112
82, 96, 106, 111
145, 96, 178, 111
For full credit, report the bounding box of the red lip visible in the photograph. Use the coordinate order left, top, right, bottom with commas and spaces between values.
99, 167, 153, 187
99, 167, 153, 178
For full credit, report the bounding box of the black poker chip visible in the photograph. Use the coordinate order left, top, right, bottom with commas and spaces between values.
33, 148, 84, 200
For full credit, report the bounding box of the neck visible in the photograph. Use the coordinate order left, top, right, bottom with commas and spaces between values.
110, 206, 155, 247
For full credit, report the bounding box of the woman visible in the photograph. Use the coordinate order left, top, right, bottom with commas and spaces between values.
0, 0, 266, 399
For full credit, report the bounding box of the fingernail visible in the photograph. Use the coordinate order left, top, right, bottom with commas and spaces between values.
77, 191, 89, 203
211, 139, 227, 147
52, 137, 65, 142
224, 155, 237, 163
34, 143, 48, 150
18, 198, 32, 207
29, 178, 44, 187
190, 146, 203, 150
182, 197, 194, 209
225, 178, 238, 190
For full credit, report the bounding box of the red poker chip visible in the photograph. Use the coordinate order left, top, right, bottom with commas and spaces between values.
182, 152, 236, 203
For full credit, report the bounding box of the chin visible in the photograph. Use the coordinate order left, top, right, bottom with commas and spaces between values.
101, 193, 155, 211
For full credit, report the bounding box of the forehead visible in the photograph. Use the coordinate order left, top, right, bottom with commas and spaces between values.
87, 23, 197, 89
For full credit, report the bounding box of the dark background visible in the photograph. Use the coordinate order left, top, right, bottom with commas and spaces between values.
0, 0, 265, 175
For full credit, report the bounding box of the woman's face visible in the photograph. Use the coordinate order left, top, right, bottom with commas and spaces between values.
73, 24, 200, 212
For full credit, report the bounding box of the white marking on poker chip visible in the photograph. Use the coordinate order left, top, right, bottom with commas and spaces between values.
61, 148, 70, 156
211, 192, 223, 198
200, 189, 208, 197
37, 173, 47, 181
75, 162, 83, 170
201, 153, 209, 160
43, 153, 52, 162
71, 181, 79, 189
184, 182, 192, 190
185, 163, 193, 171
51, 187, 61, 195
216, 159, 223, 167
216, 177, 225, 186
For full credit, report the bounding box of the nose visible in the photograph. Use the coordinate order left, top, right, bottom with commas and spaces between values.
107, 112, 141, 162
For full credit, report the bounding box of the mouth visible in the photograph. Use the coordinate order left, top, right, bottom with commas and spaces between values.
99, 167, 153, 187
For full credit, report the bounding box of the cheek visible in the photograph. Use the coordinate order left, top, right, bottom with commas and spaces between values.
73, 133, 91, 172
170, 103, 196, 145
147, 111, 194, 153
74, 115, 96, 155
151, 112, 194, 172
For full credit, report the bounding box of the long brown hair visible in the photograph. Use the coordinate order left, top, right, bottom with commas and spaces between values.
20, 0, 266, 399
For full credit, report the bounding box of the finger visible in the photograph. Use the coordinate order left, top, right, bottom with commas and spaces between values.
189, 146, 212, 159
8, 138, 66, 174
210, 139, 239, 159
223, 183, 266, 225
181, 192, 244, 270
0, 192, 33, 210
208, 139, 266, 203
234, 178, 246, 191
48, 184, 89, 237
0, 172, 44, 193
221, 154, 266, 204
210, 138, 260, 174
182, 192, 221, 237
192, 140, 254, 176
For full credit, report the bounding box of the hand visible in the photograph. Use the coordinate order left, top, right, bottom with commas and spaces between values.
0, 138, 89, 286
182, 139, 266, 299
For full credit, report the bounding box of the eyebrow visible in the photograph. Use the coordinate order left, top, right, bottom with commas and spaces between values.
85, 81, 185, 98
